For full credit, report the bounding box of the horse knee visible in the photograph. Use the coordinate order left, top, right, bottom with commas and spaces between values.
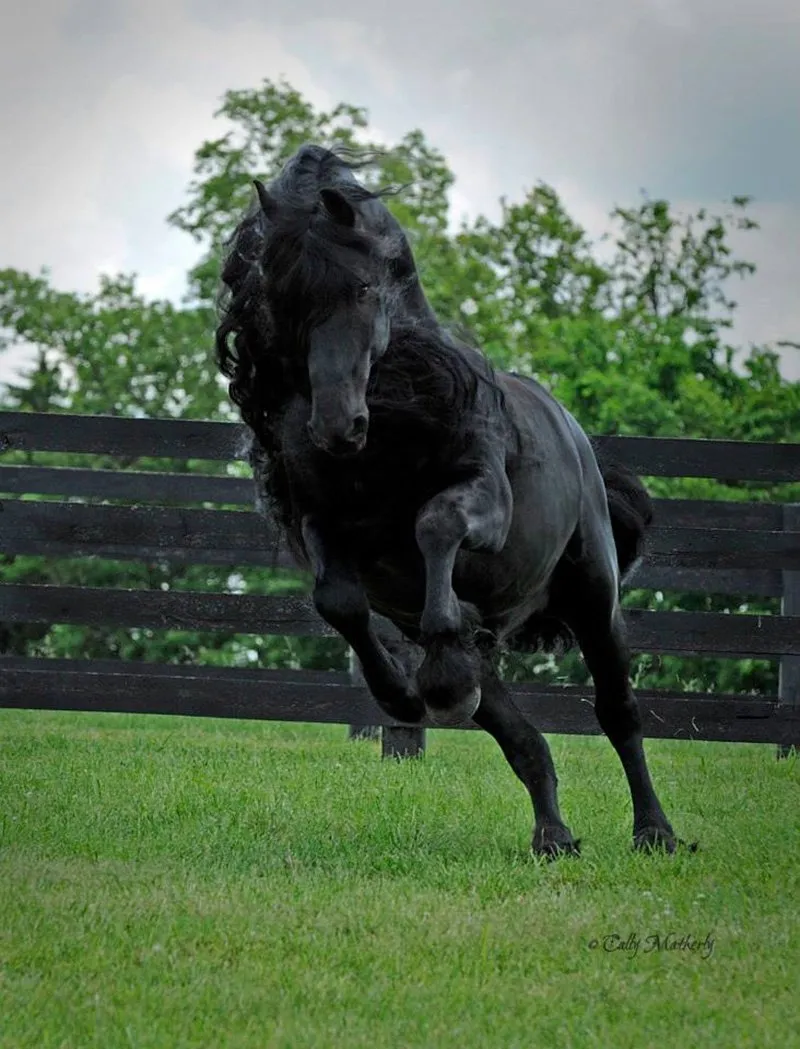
415, 500, 468, 556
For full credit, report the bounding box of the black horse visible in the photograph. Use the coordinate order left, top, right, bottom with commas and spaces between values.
216, 144, 686, 857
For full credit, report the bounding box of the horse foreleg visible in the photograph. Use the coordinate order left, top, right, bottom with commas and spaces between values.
414, 466, 512, 724
301, 516, 425, 723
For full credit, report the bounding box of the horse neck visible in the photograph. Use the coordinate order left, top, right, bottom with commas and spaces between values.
399, 278, 438, 328
379, 215, 439, 329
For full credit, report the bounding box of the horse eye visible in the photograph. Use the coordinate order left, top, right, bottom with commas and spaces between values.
357, 282, 371, 301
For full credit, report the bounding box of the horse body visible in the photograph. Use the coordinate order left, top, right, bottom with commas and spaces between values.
217, 143, 689, 857
270, 343, 585, 631
273, 345, 617, 644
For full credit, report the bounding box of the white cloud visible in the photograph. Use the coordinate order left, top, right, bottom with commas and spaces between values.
305, 20, 400, 98
1, 0, 798, 384
0, 0, 332, 300
728, 203, 800, 376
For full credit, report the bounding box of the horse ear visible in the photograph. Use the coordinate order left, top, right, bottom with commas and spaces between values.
320, 187, 356, 228
253, 180, 277, 219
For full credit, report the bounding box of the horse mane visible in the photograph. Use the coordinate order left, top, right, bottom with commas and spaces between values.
368, 323, 507, 444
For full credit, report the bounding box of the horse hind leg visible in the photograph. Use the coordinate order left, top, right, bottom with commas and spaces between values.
557, 552, 688, 853
473, 655, 580, 858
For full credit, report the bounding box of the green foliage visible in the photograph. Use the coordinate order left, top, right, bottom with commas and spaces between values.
609, 195, 757, 325
0, 77, 797, 694
0, 270, 220, 420
465, 185, 611, 324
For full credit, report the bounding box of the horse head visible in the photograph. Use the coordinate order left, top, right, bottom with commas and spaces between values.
256, 177, 400, 456
215, 144, 437, 459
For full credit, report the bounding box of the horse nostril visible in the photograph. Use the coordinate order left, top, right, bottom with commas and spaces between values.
351, 413, 369, 439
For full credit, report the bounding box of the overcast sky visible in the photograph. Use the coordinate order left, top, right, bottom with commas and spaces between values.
2, 0, 799, 382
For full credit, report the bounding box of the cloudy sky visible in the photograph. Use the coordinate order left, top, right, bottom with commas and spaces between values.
2, 0, 799, 381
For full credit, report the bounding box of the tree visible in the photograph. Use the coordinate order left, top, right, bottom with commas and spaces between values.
0, 270, 338, 671
0, 78, 797, 695
0, 270, 221, 421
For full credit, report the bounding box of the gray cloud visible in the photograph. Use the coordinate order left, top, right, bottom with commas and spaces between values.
1, 0, 798, 383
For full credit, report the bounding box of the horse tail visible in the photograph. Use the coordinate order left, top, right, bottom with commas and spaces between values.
595, 450, 654, 584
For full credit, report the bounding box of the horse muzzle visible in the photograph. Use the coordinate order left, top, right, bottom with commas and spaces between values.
307, 414, 369, 457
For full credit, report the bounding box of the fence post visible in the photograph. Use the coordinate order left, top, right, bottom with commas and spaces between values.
347, 649, 380, 741
382, 725, 426, 759
777, 503, 800, 759
347, 638, 426, 758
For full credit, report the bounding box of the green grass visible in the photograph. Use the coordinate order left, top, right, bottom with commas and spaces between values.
0, 711, 798, 1048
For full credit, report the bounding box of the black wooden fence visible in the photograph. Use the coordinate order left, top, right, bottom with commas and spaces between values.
0, 411, 798, 756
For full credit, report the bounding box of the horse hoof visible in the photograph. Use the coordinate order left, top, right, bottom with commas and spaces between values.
532, 824, 581, 860
368, 656, 426, 723
633, 827, 696, 854
425, 685, 482, 726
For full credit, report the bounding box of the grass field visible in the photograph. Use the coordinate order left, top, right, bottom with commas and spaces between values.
0, 709, 798, 1048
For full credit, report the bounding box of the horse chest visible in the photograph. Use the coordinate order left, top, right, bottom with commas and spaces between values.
301, 452, 441, 533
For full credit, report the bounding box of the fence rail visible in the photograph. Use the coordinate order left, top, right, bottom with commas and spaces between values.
2, 501, 797, 570
0, 585, 798, 658
2, 412, 797, 480
0, 657, 796, 746
1, 411, 798, 754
